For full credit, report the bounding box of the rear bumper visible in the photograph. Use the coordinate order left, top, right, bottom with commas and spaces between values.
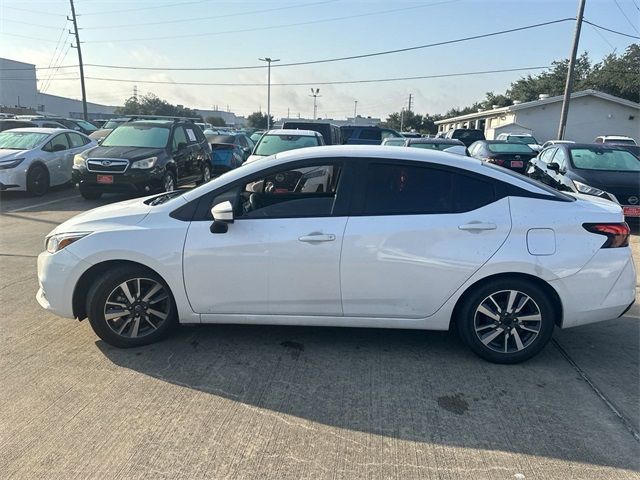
551, 248, 637, 328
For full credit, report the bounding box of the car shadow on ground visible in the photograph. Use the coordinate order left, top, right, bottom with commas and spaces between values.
96, 323, 639, 471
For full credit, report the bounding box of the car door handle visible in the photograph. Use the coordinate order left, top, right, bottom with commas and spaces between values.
298, 233, 336, 243
458, 222, 497, 231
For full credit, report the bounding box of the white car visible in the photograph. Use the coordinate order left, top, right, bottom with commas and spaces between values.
496, 133, 543, 152
246, 129, 324, 164
37, 146, 636, 363
594, 135, 637, 146
541, 140, 575, 150
0, 128, 97, 196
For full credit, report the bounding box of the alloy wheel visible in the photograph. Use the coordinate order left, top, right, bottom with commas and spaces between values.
203, 165, 211, 182
473, 289, 542, 354
164, 175, 175, 192
103, 277, 171, 338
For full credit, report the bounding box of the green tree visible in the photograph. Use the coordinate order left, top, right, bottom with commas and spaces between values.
586, 44, 640, 103
384, 110, 424, 131
247, 111, 274, 129
114, 93, 201, 119
206, 116, 226, 126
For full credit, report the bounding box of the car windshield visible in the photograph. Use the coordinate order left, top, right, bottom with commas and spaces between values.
73, 119, 97, 132
604, 138, 636, 145
508, 135, 538, 144
487, 143, 534, 154
254, 134, 319, 156
101, 125, 169, 148
570, 148, 640, 171
0, 131, 49, 150
103, 120, 126, 129
410, 142, 457, 151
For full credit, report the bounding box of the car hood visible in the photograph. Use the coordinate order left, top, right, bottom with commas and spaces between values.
48, 197, 152, 236
0, 149, 29, 160
570, 169, 640, 190
245, 154, 264, 164
83, 145, 164, 161
89, 128, 112, 139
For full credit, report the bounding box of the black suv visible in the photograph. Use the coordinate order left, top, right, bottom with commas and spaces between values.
340, 125, 402, 145
73, 120, 212, 199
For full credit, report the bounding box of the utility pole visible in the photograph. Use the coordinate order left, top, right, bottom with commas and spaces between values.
68, 0, 87, 120
400, 107, 405, 132
310, 88, 321, 119
557, 0, 586, 140
258, 57, 280, 130
407, 93, 412, 113
353, 100, 358, 118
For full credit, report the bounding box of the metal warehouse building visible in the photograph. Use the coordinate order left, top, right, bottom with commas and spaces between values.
435, 90, 640, 143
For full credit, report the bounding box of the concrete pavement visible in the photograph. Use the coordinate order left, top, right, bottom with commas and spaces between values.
0, 188, 638, 479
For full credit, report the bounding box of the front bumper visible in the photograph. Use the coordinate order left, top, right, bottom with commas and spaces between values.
551, 248, 637, 328
37, 248, 93, 319
0, 167, 26, 191
72, 167, 164, 195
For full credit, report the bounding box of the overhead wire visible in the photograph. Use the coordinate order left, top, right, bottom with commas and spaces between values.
612, 0, 640, 35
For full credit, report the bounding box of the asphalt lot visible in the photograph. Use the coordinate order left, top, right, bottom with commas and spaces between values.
0, 185, 638, 480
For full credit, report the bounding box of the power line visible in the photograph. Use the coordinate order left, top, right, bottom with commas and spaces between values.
6, 17, 574, 72
0, 32, 60, 43
0, 18, 65, 30
0, 5, 66, 16
82, 0, 462, 43
583, 19, 640, 39
80, 0, 208, 16
40, 19, 72, 94
612, 0, 640, 35
85, 0, 339, 29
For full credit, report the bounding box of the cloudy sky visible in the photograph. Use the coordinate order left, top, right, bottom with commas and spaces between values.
0, 0, 638, 119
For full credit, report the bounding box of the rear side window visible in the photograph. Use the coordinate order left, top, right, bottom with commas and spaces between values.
67, 132, 89, 147
172, 127, 188, 151
363, 163, 496, 215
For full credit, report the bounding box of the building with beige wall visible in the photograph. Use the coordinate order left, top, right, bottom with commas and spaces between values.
435, 90, 639, 143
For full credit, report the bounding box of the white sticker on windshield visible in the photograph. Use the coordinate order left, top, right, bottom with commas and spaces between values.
186, 129, 197, 142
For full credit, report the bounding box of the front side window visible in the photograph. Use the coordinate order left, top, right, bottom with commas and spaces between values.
102, 125, 170, 148
363, 163, 495, 215
553, 148, 568, 169
213, 164, 342, 219
46, 134, 71, 151
254, 134, 320, 156
539, 148, 556, 163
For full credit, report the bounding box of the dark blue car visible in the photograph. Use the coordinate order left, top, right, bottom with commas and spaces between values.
206, 134, 253, 174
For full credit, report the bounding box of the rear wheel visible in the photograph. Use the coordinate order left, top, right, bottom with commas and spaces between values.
86, 266, 177, 348
456, 278, 555, 364
26, 164, 49, 196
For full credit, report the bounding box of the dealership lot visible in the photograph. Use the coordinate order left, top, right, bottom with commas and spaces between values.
0, 187, 638, 479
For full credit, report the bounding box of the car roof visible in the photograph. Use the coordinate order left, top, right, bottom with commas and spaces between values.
407, 138, 463, 144
123, 120, 174, 127
597, 135, 634, 139
562, 142, 636, 150
0, 127, 76, 134
264, 129, 320, 136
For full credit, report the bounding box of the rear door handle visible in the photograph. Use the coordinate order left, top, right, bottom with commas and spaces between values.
458, 222, 497, 231
298, 233, 336, 243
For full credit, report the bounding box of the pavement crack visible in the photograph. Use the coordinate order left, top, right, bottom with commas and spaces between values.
552, 338, 640, 443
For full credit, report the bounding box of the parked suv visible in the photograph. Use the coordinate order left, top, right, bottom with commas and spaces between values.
72, 120, 211, 199
340, 126, 402, 145
444, 128, 485, 147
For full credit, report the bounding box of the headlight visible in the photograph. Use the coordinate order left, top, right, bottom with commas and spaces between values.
0, 158, 25, 170
73, 154, 86, 167
573, 180, 605, 197
130, 156, 158, 169
46, 232, 90, 254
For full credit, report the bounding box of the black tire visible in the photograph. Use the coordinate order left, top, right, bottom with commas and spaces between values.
80, 190, 102, 200
198, 163, 212, 185
26, 164, 50, 196
86, 266, 177, 348
456, 278, 555, 364
161, 171, 176, 192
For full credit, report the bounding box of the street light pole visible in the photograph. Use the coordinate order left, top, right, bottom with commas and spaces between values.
258, 57, 280, 130
309, 88, 321, 120
353, 100, 358, 118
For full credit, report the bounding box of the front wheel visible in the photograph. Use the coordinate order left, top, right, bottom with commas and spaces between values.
26, 165, 50, 196
86, 267, 177, 348
456, 278, 556, 364
161, 171, 176, 192
198, 163, 212, 185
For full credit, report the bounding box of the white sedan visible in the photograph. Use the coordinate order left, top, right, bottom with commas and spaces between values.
0, 128, 96, 195
36, 146, 636, 363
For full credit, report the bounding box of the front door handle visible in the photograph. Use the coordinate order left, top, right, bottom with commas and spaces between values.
458, 222, 497, 231
298, 233, 336, 243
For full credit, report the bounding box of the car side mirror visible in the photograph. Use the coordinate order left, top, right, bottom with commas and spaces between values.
210, 200, 234, 233
547, 162, 560, 172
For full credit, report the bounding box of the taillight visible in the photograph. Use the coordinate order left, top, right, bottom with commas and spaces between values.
583, 223, 630, 248
485, 157, 505, 166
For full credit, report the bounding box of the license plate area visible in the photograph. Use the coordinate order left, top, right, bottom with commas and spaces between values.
96, 174, 114, 184
510, 160, 524, 168
622, 206, 640, 217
